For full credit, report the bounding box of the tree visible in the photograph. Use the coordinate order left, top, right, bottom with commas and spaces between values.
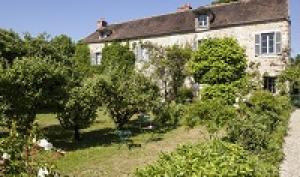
101, 42, 135, 74
99, 73, 159, 128
0, 57, 72, 133
146, 44, 192, 102
73, 41, 97, 76
98, 43, 159, 128
165, 46, 192, 101
187, 38, 247, 85
294, 54, 300, 64
23, 33, 73, 65
50, 34, 75, 59
0, 28, 24, 68
57, 76, 101, 141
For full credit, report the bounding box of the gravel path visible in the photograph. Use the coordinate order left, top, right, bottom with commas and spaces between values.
280, 109, 300, 177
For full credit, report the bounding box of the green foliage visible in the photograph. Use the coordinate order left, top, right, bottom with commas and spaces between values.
97, 43, 159, 128
165, 45, 192, 101
200, 84, 236, 105
153, 101, 184, 127
212, 0, 238, 4
0, 123, 60, 176
57, 76, 101, 141
177, 87, 194, 103
227, 91, 292, 153
136, 140, 274, 177
101, 43, 135, 74
188, 38, 247, 84
146, 44, 192, 102
73, 41, 97, 76
0, 28, 24, 68
0, 57, 74, 133
184, 99, 237, 132
50, 34, 75, 58
99, 73, 160, 128
279, 58, 300, 106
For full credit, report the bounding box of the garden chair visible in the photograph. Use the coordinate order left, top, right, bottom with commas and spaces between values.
115, 129, 133, 149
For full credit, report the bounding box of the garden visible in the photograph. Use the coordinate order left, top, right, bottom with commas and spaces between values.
0, 28, 299, 176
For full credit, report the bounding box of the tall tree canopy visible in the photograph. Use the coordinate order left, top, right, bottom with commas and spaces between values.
0, 29, 24, 68
98, 43, 159, 128
0, 57, 75, 133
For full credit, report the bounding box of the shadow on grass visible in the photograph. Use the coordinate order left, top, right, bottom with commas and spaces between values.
42, 120, 178, 151
43, 125, 119, 151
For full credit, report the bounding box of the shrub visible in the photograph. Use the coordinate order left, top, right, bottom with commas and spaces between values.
188, 37, 247, 85
153, 101, 185, 127
176, 87, 194, 103
200, 84, 236, 105
136, 140, 275, 177
227, 91, 292, 153
184, 99, 237, 132
57, 76, 101, 141
0, 57, 75, 133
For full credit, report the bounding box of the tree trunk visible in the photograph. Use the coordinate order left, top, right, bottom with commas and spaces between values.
74, 126, 80, 141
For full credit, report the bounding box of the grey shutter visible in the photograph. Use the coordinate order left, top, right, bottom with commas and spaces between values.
91, 53, 96, 65
275, 32, 282, 54
255, 34, 261, 56
192, 41, 198, 51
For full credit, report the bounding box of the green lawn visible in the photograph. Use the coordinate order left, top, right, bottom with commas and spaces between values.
36, 112, 210, 177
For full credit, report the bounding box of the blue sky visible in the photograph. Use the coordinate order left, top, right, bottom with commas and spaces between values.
0, 0, 299, 56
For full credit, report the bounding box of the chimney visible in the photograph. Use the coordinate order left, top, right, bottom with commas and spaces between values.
177, 3, 192, 12
97, 18, 108, 30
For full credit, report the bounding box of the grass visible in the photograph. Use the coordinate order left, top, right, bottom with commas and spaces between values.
35, 112, 209, 177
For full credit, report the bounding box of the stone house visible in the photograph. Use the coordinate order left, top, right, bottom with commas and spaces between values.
84, 0, 290, 93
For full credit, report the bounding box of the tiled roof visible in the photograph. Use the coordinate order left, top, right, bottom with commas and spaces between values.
84, 0, 289, 43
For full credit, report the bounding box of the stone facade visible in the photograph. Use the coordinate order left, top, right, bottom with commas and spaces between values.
88, 20, 290, 77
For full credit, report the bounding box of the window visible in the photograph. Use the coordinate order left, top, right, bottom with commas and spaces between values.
95, 52, 102, 65
255, 32, 282, 56
198, 15, 209, 28
91, 52, 101, 65
264, 77, 276, 93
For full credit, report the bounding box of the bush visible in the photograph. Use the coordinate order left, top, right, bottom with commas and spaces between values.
57, 76, 101, 141
136, 140, 275, 177
200, 84, 236, 105
188, 38, 247, 85
153, 101, 184, 127
176, 87, 194, 103
227, 91, 292, 158
184, 99, 237, 132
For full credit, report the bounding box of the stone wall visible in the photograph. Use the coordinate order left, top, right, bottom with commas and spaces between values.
88, 20, 290, 77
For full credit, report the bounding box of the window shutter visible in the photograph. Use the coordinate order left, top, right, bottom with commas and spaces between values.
91, 53, 96, 65
255, 34, 261, 56
275, 32, 282, 54
192, 41, 198, 51
142, 48, 150, 61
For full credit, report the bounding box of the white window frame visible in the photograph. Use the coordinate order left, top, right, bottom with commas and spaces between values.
198, 15, 209, 28
255, 31, 282, 57
261, 32, 275, 55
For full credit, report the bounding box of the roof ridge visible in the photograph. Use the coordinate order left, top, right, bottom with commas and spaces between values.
108, 10, 192, 27
106, 0, 246, 27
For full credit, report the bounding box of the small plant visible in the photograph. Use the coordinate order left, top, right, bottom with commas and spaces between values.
136, 140, 275, 177
184, 98, 237, 132
153, 101, 184, 127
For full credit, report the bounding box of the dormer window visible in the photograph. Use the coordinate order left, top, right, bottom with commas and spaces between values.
99, 30, 112, 39
198, 15, 209, 28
